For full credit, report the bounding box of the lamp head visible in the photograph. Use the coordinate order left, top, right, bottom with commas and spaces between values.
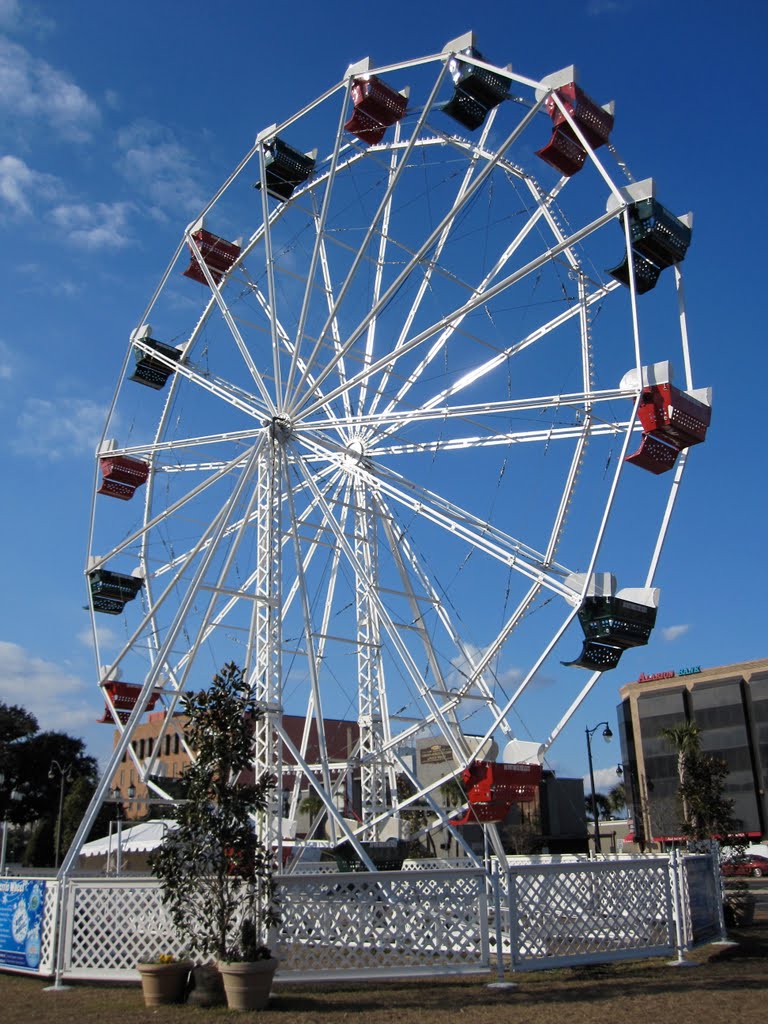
602, 725, 613, 743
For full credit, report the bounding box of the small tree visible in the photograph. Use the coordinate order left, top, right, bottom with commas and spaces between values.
149, 663, 278, 962
660, 720, 743, 845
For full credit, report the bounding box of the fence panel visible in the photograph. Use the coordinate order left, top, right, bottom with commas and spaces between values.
679, 853, 723, 947
63, 879, 185, 981
55, 869, 489, 983
275, 867, 490, 980
506, 857, 675, 970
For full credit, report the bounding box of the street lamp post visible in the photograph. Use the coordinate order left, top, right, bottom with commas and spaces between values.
0, 771, 23, 876
48, 761, 73, 870
585, 722, 613, 855
109, 785, 136, 875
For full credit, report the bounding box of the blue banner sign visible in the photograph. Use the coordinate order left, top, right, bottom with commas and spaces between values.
0, 879, 47, 972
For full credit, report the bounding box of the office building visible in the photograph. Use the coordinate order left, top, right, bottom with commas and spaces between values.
617, 657, 768, 847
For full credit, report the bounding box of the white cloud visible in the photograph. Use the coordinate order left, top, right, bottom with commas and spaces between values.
77, 625, 120, 652
586, 765, 622, 794
11, 395, 106, 458
0, 0, 55, 35
0, 153, 61, 216
50, 200, 134, 248
0, 0, 21, 28
0, 640, 95, 734
0, 36, 99, 141
116, 120, 208, 215
661, 624, 689, 642
0, 338, 15, 380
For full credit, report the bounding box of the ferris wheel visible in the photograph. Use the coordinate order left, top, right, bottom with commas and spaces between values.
82, 33, 710, 868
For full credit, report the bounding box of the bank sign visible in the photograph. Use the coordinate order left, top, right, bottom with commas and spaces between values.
636, 666, 702, 683
0, 879, 47, 972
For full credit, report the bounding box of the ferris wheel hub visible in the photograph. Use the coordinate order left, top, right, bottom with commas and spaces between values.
344, 438, 367, 467
267, 416, 293, 443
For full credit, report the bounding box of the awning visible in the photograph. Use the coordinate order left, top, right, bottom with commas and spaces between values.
80, 819, 177, 856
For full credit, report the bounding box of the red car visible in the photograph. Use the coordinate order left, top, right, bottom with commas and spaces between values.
721, 854, 768, 878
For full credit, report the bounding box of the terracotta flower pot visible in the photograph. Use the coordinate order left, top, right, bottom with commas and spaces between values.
218, 957, 278, 1011
137, 960, 193, 1006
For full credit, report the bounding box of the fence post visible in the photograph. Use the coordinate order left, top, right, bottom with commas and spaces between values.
43, 877, 71, 991
486, 862, 517, 989
493, 864, 504, 982
667, 849, 698, 968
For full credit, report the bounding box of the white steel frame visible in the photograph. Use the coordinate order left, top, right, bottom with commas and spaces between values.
66, 35, 699, 878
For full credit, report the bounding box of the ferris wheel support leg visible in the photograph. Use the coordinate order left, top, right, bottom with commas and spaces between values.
251, 433, 284, 852
354, 478, 391, 838
282, 457, 337, 833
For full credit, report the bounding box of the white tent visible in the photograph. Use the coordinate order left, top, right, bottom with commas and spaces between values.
78, 819, 177, 873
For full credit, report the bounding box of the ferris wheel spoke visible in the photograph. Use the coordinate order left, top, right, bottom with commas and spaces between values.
279, 468, 348, 625
185, 231, 278, 414
149, 454, 341, 591
365, 113, 500, 420
289, 61, 454, 409
375, 497, 483, 748
311, 197, 354, 424
160, 464, 345, 689
90, 443, 264, 570
377, 278, 621, 443
371, 162, 567, 423
285, 83, 352, 402
292, 97, 549, 421
99, 440, 265, 693
236, 266, 346, 429
356, 132, 401, 419
371, 420, 630, 457
301, 386, 634, 433
294, 205, 618, 424
293, 453, 476, 762
158, 451, 273, 699
133, 333, 271, 422
368, 461, 576, 597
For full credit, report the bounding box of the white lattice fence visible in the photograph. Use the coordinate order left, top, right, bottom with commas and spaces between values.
275, 868, 490, 980
55, 869, 490, 982
39, 881, 59, 975
4, 855, 719, 983
506, 857, 675, 970
63, 879, 186, 980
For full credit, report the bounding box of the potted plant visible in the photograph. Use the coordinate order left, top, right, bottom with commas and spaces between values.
149, 662, 279, 1011
136, 953, 193, 1006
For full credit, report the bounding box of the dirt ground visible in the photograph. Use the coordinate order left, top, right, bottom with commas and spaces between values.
1, 927, 765, 1024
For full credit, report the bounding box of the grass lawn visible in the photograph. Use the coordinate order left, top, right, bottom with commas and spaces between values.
1, 928, 765, 1023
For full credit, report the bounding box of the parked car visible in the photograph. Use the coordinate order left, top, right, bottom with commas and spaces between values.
721, 854, 768, 878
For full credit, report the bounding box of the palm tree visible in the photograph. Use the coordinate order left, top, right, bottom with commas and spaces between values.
660, 721, 701, 829
607, 782, 627, 818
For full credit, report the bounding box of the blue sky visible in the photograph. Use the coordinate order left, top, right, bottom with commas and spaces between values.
0, 0, 764, 798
